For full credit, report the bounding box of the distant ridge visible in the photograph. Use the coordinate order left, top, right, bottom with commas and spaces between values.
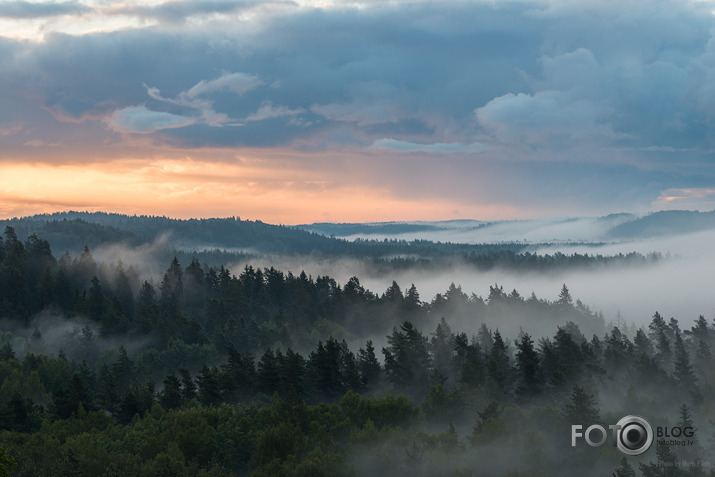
3, 210, 715, 258
607, 210, 715, 239
0, 211, 528, 258
296, 210, 715, 242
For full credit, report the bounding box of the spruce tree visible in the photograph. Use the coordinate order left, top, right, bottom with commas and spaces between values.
563, 385, 599, 425
486, 329, 511, 395
515, 333, 542, 399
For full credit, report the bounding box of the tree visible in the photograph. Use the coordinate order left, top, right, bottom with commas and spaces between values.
382, 280, 403, 304
430, 317, 455, 387
87, 276, 105, 322
649, 312, 673, 370
135, 281, 160, 332
0, 342, 14, 361
453, 333, 485, 389
197, 365, 222, 407
357, 340, 381, 390
98, 365, 119, 416
550, 327, 583, 386
0, 446, 17, 477
514, 333, 542, 399
160, 374, 183, 410
112, 345, 134, 392
673, 331, 701, 404
307, 338, 344, 401
383, 321, 431, 397
470, 401, 507, 445
257, 349, 280, 396
614, 456, 636, 477
639, 443, 679, 477
52, 373, 93, 419
486, 329, 511, 395
179, 367, 197, 403
557, 284, 573, 307
404, 284, 421, 311
563, 385, 599, 425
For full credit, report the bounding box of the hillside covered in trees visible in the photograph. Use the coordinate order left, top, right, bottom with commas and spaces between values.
0, 212, 664, 275
0, 226, 712, 476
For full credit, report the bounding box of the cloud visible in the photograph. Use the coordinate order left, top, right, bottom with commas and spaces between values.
105, 71, 266, 134
185, 71, 263, 98
2, 0, 715, 219
0, 1, 89, 19
245, 101, 304, 122
371, 138, 487, 154
475, 90, 622, 148
654, 188, 715, 210
311, 101, 398, 127
108, 105, 195, 134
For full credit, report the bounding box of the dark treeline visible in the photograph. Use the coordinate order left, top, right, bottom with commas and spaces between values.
0, 227, 712, 476
0, 213, 664, 275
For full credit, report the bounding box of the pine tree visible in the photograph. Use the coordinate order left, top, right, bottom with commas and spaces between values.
257, 349, 280, 396
614, 456, 636, 477
112, 345, 134, 392
197, 365, 222, 407
649, 312, 673, 370
563, 385, 599, 425
557, 284, 573, 307
639, 443, 678, 477
453, 333, 485, 389
634, 328, 653, 357
87, 276, 105, 322
430, 317, 455, 387
179, 367, 197, 403
673, 331, 701, 404
0, 342, 15, 361
382, 321, 431, 397
486, 329, 511, 395
135, 282, 159, 334
514, 333, 542, 399
160, 374, 183, 410
98, 366, 119, 416
358, 340, 381, 390
404, 284, 421, 311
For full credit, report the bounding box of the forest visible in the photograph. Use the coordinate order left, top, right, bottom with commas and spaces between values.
0, 224, 713, 476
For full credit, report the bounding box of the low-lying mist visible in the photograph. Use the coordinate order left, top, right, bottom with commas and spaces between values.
228, 247, 711, 334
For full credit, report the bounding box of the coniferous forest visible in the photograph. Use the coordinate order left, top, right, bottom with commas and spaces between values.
0, 221, 714, 476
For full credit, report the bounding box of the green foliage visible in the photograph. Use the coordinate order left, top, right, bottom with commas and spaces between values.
1, 225, 715, 475
0, 446, 17, 477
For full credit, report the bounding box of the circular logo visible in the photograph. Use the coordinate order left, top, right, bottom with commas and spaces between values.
616, 415, 653, 456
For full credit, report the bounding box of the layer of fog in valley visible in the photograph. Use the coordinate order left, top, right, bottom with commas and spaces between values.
231, 233, 715, 334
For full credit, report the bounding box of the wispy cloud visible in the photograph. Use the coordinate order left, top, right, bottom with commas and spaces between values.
372, 138, 487, 154
107, 105, 196, 134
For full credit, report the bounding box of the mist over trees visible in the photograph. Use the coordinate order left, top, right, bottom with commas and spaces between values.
0, 224, 713, 476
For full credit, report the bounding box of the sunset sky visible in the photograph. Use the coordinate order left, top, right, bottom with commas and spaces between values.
2, 0, 715, 224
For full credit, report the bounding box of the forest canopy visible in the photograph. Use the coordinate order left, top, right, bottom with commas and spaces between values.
0, 225, 710, 476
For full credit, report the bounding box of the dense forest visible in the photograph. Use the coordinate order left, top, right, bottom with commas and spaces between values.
0, 212, 664, 276
0, 226, 712, 476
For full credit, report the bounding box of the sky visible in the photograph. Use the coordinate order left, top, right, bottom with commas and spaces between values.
2, 0, 715, 224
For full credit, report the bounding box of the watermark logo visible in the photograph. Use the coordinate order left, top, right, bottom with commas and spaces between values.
572, 415, 696, 456
614, 415, 654, 456
571, 415, 653, 456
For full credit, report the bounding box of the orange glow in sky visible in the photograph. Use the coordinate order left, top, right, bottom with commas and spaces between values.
0, 157, 519, 224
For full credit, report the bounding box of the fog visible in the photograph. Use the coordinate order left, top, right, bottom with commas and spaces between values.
310, 214, 636, 244
228, 242, 712, 335
24, 217, 714, 347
